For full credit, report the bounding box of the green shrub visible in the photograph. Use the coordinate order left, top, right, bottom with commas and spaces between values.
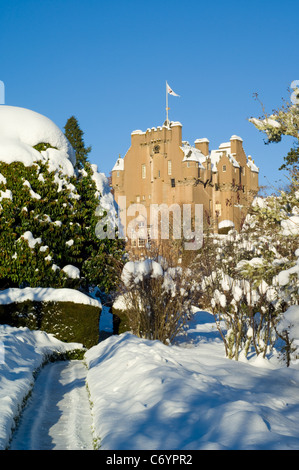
111, 307, 130, 335
0, 160, 124, 292
0, 300, 101, 348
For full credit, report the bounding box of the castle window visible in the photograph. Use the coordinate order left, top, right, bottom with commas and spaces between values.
171, 178, 175, 188
168, 160, 172, 175
117, 171, 120, 177
222, 165, 227, 172
138, 238, 146, 248
136, 196, 140, 203
142, 164, 146, 179
215, 203, 222, 217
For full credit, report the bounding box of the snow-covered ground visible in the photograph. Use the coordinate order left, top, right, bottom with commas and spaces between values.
9, 360, 94, 450
0, 324, 83, 450
1, 308, 299, 450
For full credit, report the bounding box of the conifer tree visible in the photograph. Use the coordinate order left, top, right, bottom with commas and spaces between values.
64, 116, 91, 169
0, 160, 124, 293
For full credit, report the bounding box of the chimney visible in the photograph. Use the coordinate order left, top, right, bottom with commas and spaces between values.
195, 138, 209, 156
230, 135, 243, 155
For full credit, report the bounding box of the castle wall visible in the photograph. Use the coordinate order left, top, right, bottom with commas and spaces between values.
111, 122, 259, 243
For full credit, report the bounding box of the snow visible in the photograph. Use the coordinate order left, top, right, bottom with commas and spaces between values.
9, 361, 94, 450
277, 305, 299, 341
0, 325, 83, 450
19, 231, 42, 249
247, 156, 259, 173
121, 259, 164, 286
1, 309, 299, 450
112, 293, 131, 311
250, 117, 281, 129
252, 196, 267, 208
0, 173, 7, 184
273, 250, 299, 287
23, 180, 41, 200
0, 106, 75, 174
230, 134, 243, 141
62, 265, 80, 280
85, 311, 299, 450
112, 157, 124, 172
0, 189, 13, 201
0, 287, 101, 308
218, 219, 234, 229
91, 163, 118, 228
281, 215, 299, 235
181, 143, 206, 167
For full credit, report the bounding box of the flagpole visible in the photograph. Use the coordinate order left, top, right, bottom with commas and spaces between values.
166, 81, 169, 125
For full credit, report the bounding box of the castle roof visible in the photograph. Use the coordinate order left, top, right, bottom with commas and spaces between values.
112, 157, 124, 171
181, 142, 205, 168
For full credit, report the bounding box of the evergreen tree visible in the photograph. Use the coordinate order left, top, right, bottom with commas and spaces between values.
64, 116, 91, 169
0, 160, 124, 292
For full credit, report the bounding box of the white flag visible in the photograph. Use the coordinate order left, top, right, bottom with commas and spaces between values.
166, 82, 180, 97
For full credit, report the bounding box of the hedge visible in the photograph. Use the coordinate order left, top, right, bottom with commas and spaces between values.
0, 300, 101, 349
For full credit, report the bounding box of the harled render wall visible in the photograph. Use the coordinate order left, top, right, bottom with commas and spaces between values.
111, 124, 259, 238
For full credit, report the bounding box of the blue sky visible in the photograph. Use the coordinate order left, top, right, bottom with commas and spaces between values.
0, 0, 298, 193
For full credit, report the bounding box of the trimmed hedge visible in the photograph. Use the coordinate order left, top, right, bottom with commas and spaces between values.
0, 300, 101, 349
111, 307, 130, 335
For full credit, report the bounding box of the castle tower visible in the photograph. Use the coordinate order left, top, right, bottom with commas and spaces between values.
111, 122, 259, 248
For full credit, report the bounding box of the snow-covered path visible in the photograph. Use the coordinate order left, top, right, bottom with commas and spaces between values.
9, 360, 94, 450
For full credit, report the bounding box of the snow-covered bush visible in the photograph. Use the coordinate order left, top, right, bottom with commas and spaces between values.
118, 258, 196, 345
0, 106, 124, 293
276, 305, 299, 366
192, 189, 299, 363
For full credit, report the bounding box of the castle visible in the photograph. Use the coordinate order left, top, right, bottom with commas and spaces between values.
111, 121, 259, 248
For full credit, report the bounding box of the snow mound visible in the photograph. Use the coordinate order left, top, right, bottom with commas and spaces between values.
0, 287, 101, 308
218, 220, 235, 229
85, 317, 299, 450
0, 106, 75, 175
62, 265, 81, 280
